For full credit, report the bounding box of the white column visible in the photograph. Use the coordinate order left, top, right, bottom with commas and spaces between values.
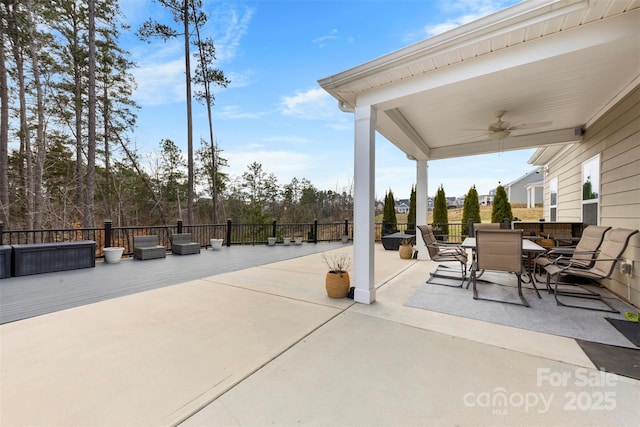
416, 160, 429, 260
353, 105, 376, 304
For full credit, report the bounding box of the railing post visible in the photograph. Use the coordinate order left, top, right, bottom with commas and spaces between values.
313, 219, 318, 244
272, 220, 277, 238
344, 219, 349, 237
502, 218, 511, 229
226, 219, 232, 247
104, 220, 112, 248
0, 221, 3, 246
177, 219, 183, 234
467, 219, 474, 237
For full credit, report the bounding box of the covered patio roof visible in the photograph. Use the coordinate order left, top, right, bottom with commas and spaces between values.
318, 0, 640, 305
319, 0, 640, 162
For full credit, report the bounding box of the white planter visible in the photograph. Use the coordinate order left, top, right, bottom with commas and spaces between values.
294, 237, 303, 245
104, 247, 124, 264
267, 237, 276, 246
210, 239, 223, 250
283, 237, 291, 246
341, 235, 349, 243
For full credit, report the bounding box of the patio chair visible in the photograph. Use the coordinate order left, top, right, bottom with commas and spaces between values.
417, 225, 468, 287
544, 228, 638, 312
470, 222, 500, 236
534, 225, 611, 283
133, 235, 167, 260
472, 229, 540, 307
171, 233, 201, 255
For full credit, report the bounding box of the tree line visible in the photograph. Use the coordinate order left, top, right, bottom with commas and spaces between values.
0, 0, 353, 231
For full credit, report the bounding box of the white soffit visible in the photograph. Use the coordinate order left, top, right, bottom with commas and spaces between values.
318, 0, 640, 161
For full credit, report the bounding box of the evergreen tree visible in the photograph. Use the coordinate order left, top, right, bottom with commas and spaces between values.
382, 189, 397, 235
407, 184, 416, 232
432, 184, 449, 236
491, 184, 513, 224
461, 185, 481, 236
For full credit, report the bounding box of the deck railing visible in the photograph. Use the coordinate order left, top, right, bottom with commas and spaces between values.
0, 220, 467, 259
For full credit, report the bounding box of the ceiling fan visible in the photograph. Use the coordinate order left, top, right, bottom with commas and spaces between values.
481, 110, 552, 140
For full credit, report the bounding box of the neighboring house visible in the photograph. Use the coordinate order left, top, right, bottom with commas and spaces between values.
479, 195, 493, 206
396, 201, 409, 214
503, 167, 544, 206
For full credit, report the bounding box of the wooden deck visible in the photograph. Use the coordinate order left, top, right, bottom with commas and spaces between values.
0, 242, 346, 324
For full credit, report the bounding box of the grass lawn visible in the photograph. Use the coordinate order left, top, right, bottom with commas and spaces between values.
378, 205, 543, 224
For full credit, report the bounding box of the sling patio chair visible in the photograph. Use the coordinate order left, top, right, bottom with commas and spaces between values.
417, 225, 468, 287
472, 229, 541, 307
544, 228, 639, 313
534, 225, 611, 286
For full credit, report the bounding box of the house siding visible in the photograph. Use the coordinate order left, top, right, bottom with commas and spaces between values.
545, 84, 640, 306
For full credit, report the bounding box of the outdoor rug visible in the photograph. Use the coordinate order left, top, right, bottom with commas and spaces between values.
605, 318, 640, 347
404, 271, 638, 349
576, 340, 640, 381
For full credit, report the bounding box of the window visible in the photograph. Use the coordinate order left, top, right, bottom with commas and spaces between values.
549, 177, 558, 222
582, 155, 600, 225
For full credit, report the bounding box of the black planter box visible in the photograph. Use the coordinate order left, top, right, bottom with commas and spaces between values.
381, 232, 416, 251
12, 241, 96, 277
0, 245, 11, 279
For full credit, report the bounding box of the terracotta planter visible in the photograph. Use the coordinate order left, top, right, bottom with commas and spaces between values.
325, 271, 350, 298
399, 245, 414, 259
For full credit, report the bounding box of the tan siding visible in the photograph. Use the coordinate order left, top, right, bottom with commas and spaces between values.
547, 84, 640, 306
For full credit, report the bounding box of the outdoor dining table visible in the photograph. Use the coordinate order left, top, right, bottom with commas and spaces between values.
461, 236, 547, 286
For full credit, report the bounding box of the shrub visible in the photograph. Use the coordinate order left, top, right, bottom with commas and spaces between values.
382, 189, 398, 235
407, 185, 416, 231
432, 184, 449, 236
461, 185, 481, 235
491, 184, 513, 224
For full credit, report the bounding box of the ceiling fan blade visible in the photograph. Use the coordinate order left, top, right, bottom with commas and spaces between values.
508, 120, 552, 131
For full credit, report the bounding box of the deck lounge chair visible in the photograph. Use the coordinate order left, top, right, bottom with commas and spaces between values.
417, 225, 468, 287
171, 233, 201, 255
472, 229, 540, 307
133, 235, 167, 260
544, 228, 638, 312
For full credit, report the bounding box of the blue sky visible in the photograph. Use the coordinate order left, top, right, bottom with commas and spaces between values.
119, 0, 532, 200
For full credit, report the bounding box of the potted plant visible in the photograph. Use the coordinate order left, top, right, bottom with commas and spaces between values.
294, 235, 303, 245
398, 238, 414, 259
267, 236, 276, 246
321, 252, 351, 298
104, 246, 125, 263
283, 236, 292, 246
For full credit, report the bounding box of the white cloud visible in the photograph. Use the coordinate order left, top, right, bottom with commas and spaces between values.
218, 105, 264, 120
209, 5, 254, 63
132, 58, 186, 105
409, 0, 510, 39
313, 29, 338, 48
280, 88, 337, 120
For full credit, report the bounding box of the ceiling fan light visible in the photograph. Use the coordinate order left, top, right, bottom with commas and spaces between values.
489, 130, 510, 140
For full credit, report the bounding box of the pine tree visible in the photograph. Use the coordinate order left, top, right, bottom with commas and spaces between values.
491, 184, 513, 224
432, 184, 449, 236
407, 185, 416, 233
461, 185, 481, 235
382, 189, 397, 235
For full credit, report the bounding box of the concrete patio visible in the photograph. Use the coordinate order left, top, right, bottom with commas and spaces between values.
1, 243, 639, 426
